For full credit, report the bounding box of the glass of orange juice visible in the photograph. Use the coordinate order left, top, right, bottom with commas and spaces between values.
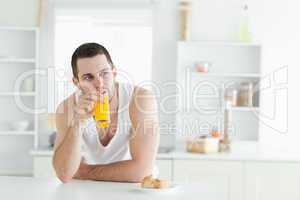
93, 93, 110, 128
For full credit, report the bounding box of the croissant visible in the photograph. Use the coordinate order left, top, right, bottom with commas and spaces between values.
141, 175, 170, 189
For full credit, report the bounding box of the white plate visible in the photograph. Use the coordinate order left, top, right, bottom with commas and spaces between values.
133, 183, 181, 194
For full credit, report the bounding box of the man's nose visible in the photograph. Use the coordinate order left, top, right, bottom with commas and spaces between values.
93, 76, 103, 89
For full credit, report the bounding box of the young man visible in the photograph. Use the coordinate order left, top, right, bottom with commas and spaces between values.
53, 43, 159, 183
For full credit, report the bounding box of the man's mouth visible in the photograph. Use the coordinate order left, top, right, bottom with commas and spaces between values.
96, 88, 109, 95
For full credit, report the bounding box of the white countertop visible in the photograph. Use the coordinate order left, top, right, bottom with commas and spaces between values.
30, 141, 300, 163
0, 176, 226, 200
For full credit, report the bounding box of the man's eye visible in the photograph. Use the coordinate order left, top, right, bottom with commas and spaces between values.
99, 72, 109, 78
103, 72, 109, 77
84, 76, 93, 80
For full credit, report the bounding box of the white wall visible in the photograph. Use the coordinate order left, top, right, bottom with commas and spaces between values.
288, 0, 300, 150
254, 0, 298, 152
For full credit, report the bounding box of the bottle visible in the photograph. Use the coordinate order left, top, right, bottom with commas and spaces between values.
93, 94, 110, 128
238, 4, 252, 42
238, 82, 253, 107
179, 1, 191, 41
220, 101, 232, 152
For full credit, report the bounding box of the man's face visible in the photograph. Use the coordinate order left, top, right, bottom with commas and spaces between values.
74, 54, 115, 97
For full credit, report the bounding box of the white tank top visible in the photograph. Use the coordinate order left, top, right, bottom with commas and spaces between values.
75, 83, 134, 165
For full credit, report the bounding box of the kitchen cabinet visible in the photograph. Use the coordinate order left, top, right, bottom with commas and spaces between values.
244, 162, 300, 200
0, 26, 39, 175
176, 41, 262, 141
33, 156, 56, 178
173, 160, 243, 200
173, 159, 300, 200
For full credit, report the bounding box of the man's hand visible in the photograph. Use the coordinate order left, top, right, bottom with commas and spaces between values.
73, 162, 91, 180
74, 82, 98, 121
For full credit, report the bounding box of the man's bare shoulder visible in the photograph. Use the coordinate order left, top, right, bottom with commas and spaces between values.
133, 86, 154, 96
56, 93, 75, 113
129, 86, 157, 119
56, 93, 76, 117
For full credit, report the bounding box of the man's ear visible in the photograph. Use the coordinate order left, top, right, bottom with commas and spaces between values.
73, 77, 79, 88
112, 67, 117, 78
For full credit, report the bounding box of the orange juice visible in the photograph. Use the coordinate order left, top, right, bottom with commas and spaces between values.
93, 95, 110, 128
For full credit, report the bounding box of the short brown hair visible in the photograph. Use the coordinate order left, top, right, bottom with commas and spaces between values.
71, 43, 114, 79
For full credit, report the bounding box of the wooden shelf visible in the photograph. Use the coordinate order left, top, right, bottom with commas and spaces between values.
191, 72, 261, 78
0, 26, 38, 31
180, 106, 259, 113
178, 41, 261, 47
231, 107, 259, 112
0, 131, 35, 135
0, 58, 36, 63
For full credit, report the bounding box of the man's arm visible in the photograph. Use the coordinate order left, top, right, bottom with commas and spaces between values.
74, 88, 159, 182
52, 96, 83, 183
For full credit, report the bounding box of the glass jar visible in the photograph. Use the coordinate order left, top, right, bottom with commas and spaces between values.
238, 82, 253, 107
224, 88, 238, 106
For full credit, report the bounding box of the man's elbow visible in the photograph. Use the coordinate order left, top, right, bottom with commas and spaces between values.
54, 167, 74, 183
53, 162, 74, 183
57, 174, 73, 183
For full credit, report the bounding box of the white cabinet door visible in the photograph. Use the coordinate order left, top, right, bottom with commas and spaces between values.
33, 156, 56, 178
155, 159, 172, 180
173, 160, 243, 200
245, 162, 300, 200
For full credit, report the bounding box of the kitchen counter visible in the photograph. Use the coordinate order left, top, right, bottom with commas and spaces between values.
0, 176, 226, 200
31, 141, 300, 163
28, 141, 300, 200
